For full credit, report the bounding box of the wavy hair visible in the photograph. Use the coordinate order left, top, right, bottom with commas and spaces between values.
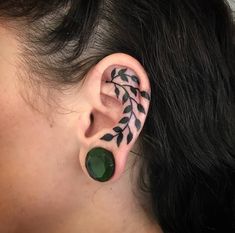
0, 1, 234, 232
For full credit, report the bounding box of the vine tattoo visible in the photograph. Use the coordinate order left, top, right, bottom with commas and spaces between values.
100, 68, 151, 147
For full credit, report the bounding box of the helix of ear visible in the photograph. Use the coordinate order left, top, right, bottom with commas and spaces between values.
100, 67, 151, 147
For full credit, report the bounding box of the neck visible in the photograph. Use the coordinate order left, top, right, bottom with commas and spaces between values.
53, 157, 162, 233
13, 154, 163, 233
49, 173, 162, 233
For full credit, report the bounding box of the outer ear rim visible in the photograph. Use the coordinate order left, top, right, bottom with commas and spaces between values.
95, 53, 151, 95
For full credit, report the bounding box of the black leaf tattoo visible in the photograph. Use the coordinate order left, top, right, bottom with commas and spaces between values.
113, 127, 122, 132
117, 133, 123, 147
127, 131, 133, 144
137, 104, 146, 114
135, 119, 141, 131
119, 117, 129, 124
123, 105, 132, 113
122, 92, 129, 104
130, 86, 137, 96
140, 91, 151, 100
111, 68, 116, 79
118, 68, 128, 76
100, 67, 151, 147
115, 86, 120, 98
100, 134, 114, 141
131, 75, 140, 85
120, 74, 128, 82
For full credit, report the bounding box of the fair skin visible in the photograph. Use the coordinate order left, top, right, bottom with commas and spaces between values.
0, 25, 163, 233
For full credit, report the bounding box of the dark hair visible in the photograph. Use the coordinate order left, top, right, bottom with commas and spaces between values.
0, 1, 234, 232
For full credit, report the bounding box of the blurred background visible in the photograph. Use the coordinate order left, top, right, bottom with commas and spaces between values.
228, 0, 235, 11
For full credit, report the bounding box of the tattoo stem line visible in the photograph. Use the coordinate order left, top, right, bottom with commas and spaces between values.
106, 80, 133, 136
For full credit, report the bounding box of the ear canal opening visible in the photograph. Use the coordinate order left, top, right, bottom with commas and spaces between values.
90, 113, 94, 124
84, 109, 119, 138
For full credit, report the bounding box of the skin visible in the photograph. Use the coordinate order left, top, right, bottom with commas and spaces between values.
0, 24, 163, 233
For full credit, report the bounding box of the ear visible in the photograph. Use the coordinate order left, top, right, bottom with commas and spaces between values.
77, 53, 151, 182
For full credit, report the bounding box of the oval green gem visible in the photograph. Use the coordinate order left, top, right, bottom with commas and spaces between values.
85, 147, 115, 182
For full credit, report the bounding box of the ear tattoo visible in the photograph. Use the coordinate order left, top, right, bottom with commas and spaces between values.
85, 68, 150, 182
100, 68, 151, 147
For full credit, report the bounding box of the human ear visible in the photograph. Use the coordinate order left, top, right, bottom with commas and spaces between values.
76, 53, 151, 182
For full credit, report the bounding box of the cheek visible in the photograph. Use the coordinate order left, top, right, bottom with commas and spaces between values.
0, 27, 81, 230
0, 120, 80, 231
0, 95, 79, 229
0, 159, 78, 231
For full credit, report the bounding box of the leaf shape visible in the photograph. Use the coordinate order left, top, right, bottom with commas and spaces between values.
130, 86, 137, 96
117, 133, 123, 147
123, 105, 132, 113
135, 119, 141, 131
120, 74, 128, 82
137, 104, 146, 114
122, 92, 129, 104
140, 91, 151, 100
100, 134, 114, 141
127, 131, 133, 144
118, 68, 127, 75
115, 86, 120, 98
111, 68, 116, 79
131, 75, 140, 84
113, 126, 122, 132
119, 117, 129, 124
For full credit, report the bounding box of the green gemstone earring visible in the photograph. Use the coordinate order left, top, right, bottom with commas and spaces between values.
85, 147, 115, 182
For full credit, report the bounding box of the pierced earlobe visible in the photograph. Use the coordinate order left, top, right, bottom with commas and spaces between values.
100, 67, 151, 147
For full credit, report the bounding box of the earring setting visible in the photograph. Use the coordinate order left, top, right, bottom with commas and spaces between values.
85, 147, 115, 182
